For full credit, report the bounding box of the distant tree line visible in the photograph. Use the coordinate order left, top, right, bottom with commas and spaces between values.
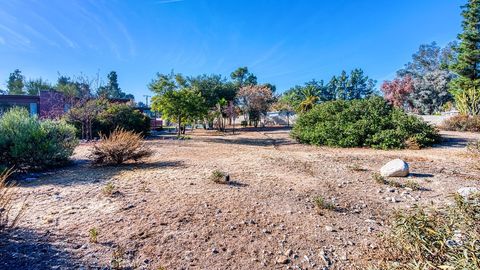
1, 69, 134, 100
149, 67, 276, 136
278, 68, 377, 114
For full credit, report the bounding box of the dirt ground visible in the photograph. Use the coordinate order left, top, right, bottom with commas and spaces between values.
2, 128, 480, 270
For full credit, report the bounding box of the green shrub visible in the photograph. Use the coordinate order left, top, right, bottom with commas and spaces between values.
96, 103, 150, 136
291, 97, 439, 149
442, 115, 480, 132
0, 108, 78, 170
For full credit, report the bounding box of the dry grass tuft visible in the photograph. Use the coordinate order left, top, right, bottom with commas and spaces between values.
372, 172, 387, 184
88, 227, 99, 243
347, 163, 367, 172
0, 168, 27, 232
102, 182, 116, 197
313, 195, 336, 212
370, 192, 480, 269
210, 170, 230, 184
372, 173, 422, 190
404, 179, 421, 191
90, 128, 152, 165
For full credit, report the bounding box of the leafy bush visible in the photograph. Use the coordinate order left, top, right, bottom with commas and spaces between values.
95, 103, 150, 136
0, 108, 78, 170
90, 128, 152, 165
371, 192, 480, 269
291, 97, 439, 149
442, 115, 480, 132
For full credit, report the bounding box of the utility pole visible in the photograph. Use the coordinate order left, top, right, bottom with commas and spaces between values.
143, 95, 151, 107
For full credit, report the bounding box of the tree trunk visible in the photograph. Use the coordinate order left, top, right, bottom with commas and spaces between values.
177, 115, 181, 137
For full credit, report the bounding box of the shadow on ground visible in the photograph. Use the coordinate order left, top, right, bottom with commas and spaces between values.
434, 134, 473, 149
16, 160, 185, 188
199, 137, 294, 147
0, 228, 84, 269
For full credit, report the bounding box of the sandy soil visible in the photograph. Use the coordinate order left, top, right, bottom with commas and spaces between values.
1, 128, 480, 270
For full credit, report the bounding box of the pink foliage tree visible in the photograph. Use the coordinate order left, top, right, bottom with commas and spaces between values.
381, 75, 414, 109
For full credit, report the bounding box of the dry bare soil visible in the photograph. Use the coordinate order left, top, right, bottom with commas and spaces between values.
2, 128, 480, 270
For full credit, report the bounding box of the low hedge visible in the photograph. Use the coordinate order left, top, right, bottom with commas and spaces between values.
291, 97, 439, 149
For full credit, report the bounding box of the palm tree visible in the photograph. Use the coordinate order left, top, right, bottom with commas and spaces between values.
299, 95, 318, 113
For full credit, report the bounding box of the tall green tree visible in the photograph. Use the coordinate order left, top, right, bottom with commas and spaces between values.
149, 73, 206, 136
188, 74, 237, 129
230, 67, 257, 87
450, 0, 480, 115
97, 71, 134, 99
25, 78, 52, 95
7, 69, 25, 95
56, 75, 79, 99
188, 74, 236, 108
329, 69, 376, 100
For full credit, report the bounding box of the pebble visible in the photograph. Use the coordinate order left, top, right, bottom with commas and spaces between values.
276, 255, 289, 264
325, 226, 336, 232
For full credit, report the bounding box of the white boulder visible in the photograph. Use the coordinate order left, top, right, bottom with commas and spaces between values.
457, 187, 479, 199
380, 159, 409, 177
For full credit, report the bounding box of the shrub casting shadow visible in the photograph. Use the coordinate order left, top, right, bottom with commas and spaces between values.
434, 135, 471, 148
409, 173, 434, 178
200, 137, 293, 147
0, 228, 83, 269
16, 160, 185, 187
227, 180, 248, 187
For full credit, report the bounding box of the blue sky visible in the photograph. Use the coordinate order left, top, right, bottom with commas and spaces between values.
0, 0, 464, 101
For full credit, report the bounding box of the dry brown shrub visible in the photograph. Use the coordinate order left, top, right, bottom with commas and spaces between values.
90, 128, 152, 165
0, 168, 27, 232
442, 115, 480, 132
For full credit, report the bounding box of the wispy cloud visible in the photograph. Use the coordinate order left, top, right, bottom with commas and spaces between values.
26, 8, 78, 49
23, 23, 59, 47
250, 41, 285, 68
109, 13, 137, 58
0, 23, 31, 47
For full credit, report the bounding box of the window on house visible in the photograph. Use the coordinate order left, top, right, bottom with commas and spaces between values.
30, 103, 38, 115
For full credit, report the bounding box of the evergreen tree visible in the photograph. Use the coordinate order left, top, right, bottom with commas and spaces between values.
230, 67, 257, 87
7, 69, 25, 95
97, 71, 133, 99
25, 78, 51, 95
336, 71, 349, 100
450, 0, 480, 115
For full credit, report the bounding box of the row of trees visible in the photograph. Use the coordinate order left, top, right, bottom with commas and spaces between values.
275, 68, 377, 115
1, 69, 134, 100
382, 0, 480, 115
149, 67, 276, 136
